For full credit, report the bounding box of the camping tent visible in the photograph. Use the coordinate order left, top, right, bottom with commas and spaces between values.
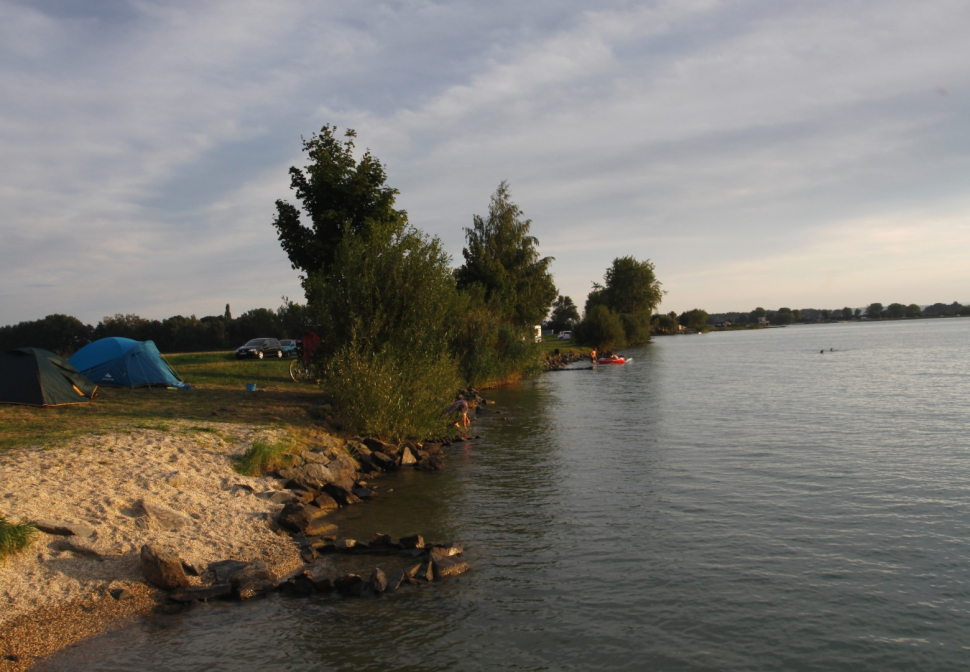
0, 348, 98, 406
69, 337, 183, 388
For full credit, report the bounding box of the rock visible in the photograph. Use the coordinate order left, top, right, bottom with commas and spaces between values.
304, 519, 338, 537
229, 561, 275, 600
334, 538, 357, 550
386, 569, 405, 592
169, 584, 232, 602
362, 437, 398, 454
399, 534, 425, 549
399, 446, 419, 466
429, 542, 464, 558
432, 555, 470, 579
333, 574, 366, 597
327, 454, 360, 490
370, 567, 387, 593
312, 492, 339, 513
137, 500, 191, 532
181, 557, 206, 576
307, 572, 333, 592
404, 563, 423, 578
369, 451, 397, 472
278, 577, 315, 597
323, 483, 362, 507
418, 561, 435, 582
53, 539, 103, 560
140, 544, 190, 590
352, 487, 373, 500
370, 533, 393, 547
110, 588, 133, 601
301, 451, 329, 464
415, 455, 446, 472
256, 490, 301, 505
276, 502, 327, 533
300, 547, 318, 563
207, 559, 251, 583
34, 520, 96, 538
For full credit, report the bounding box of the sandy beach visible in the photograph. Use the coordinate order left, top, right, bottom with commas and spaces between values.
0, 421, 307, 669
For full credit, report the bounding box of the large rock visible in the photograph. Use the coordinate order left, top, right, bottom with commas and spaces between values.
415, 455, 446, 472
169, 584, 232, 602
323, 483, 362, 507
137, 500, 191, 532
304, 519, 338, 537
276, 502, 327, 533
207, 560, 275, 600
370, 567, 387, 594
334, 574, 366, 597
369, 451, 397, 472
429, 542, 464, 558
386, 569, 405, 592
312, 492, 339, 513
140, 544, 190, 590
432, 555, 470, 579
33, 519, 96, 538
398, 446, 419, 467
399, 534, 425, 549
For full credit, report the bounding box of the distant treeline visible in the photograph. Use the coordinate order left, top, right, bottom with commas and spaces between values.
0, 299, 308, 356
707, 302, 970, 326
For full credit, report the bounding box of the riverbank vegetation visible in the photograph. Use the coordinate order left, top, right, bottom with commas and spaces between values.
0, 516, 36, 562
572, 257, 664, 350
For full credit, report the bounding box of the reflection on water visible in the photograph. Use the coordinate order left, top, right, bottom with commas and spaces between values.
41, 319, 970, 670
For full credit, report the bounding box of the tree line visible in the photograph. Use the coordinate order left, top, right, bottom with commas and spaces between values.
0, 300, 309, 356
707, 301, 970, 327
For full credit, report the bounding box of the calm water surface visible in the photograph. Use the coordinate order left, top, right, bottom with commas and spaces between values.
42, 319, 970, 670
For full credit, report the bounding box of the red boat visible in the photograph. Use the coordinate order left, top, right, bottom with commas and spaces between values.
597, 356, 628, 364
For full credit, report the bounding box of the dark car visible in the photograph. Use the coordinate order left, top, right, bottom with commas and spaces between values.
278, 339, 298, 357
235, 338, 283, 359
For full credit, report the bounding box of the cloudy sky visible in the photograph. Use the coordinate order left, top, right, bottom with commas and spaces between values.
2, 0, 968, 326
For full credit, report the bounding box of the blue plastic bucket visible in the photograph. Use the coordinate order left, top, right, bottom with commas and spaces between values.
245, 383, 257, 392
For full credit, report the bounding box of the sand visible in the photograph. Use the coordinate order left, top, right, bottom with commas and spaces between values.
0, 421, 308, 669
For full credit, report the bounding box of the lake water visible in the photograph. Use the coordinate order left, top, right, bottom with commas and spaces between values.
42, 319, 970, 670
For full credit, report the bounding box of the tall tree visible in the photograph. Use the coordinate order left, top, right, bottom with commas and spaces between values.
886, 303, 906, 319
272, 125, 408, 278
455, 182, 557, 327
906, 303, 922, 318
546, 295, 580, 333
866, 302, 884, 319
599, 257, 664, 316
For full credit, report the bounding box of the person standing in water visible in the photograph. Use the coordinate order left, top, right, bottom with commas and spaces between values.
590, 348, 597, 364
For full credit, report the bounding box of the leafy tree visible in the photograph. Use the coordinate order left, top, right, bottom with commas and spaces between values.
906, 303, 922, 318
792, 309, 803, 322
651, 313, 679, 334
272, 125, 407, 278
854, 308, 862, 319
574, 305, 625, 350
0, 314, 93, 356
886, 303, 906, 319
770, 307, 793, 325
455, 181, 557, 327
842, 307, 854, 320
866, 303, 884, 319
546, 295, 580, 333
584, 256, 664, 343
678, 309, 709, 331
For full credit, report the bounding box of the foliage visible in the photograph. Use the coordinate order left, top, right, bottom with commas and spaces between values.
455, 182, 557, 327
0, 515, 36, 562
583, 256, 664, 342
0, 314, 92, 356
453, 289, 540, 388
651, 313, 679, 334
272, 125, 408, 278
678, 309, 709, 331
323, 340, 461, 441
546, 295, 580, 333
906, 304, 922, 318
574, 305, 626, 351
842, 307, 854, 320
886, 303, 906, 319
232, 438, 296, 477
866, 303, 884, 319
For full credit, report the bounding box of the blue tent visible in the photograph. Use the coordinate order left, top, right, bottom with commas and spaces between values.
69, 337, 183, 388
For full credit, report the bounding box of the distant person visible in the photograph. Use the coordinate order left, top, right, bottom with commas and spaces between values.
820, 349, 824, 354
830, 348, 834, 352
445, 399, 470, 429
590, 348, 597, 363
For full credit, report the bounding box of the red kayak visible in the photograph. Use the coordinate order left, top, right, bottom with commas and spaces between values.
597, 357, 628, 364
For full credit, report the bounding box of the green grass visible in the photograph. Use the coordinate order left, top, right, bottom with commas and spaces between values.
232, 438, 297, 477
0, 351, 328, 453
0, 515, 36, 562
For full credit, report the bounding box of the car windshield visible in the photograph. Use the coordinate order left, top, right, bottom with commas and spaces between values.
280, 340, 294, 345
244, 339, 264, 346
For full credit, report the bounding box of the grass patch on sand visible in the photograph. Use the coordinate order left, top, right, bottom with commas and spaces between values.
232, 438, 297, 477
0, 515, 36, 562
0, 351, 327, 452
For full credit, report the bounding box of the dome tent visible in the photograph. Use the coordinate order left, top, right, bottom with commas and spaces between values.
69, 337, 183, 388
0, 348, 98, 406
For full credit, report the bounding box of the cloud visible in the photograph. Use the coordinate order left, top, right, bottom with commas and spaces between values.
1, 0, 969, 325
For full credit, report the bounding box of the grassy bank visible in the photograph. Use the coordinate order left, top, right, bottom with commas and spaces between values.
0, 352, 328, 453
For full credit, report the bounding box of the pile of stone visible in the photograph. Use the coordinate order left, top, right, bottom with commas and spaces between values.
141, 533, 468, 604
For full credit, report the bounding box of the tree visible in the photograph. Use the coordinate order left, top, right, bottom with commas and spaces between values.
546, 295, 580, 333
866, 303, 884, 319
455, 181, 557, 327
651, 313, 678, 335
906, 303, 922, 318
842, 307, 853, 320
678, 309, 709, 331
574, 305, 625, 350
886, 303, 906, 319
272, 125, 408, 279
584, 256, 664, 343
224, 304, 232, 321
771, 307, 794, 325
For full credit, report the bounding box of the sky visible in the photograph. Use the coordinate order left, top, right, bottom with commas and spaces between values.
2, 0, 969, 326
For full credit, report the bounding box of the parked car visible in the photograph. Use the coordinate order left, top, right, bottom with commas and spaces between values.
235, 338, 283, 359
278, 339, 298, 357
557, 330, 572, 340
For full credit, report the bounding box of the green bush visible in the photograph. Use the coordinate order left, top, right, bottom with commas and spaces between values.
232, 439, 296, 476
0, 515, 36, 562
324, 340, 462, 441
575, 305, 626, 351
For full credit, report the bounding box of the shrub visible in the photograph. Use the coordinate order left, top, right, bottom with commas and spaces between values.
575, 305, 626, 351
0, 515, 36, 562
232, 439, 296, 476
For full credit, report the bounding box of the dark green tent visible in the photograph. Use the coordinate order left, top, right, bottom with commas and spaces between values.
0, 348, 98, 406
